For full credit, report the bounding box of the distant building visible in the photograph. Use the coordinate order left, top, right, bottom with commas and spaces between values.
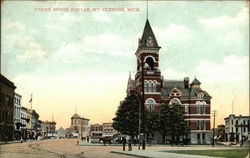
90, 124, 103, 139
43, 121, 56, 138
70, 113, 89, 139
214, 125, 226, 142
20, 107, 29, 139
225, 114, 250, 143
90, 122, 118, 139
103, 122, 117, 137
14, 93, 22, 140
0, 74, 16, 141
56, 127, 66, 138
65, 128, 72, 138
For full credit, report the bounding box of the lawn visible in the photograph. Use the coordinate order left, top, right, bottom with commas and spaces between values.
163, 149, 249, 158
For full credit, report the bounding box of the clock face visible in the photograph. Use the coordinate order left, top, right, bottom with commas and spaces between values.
146, 36, 154, 46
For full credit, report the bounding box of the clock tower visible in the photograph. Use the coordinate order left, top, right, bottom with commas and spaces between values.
135, 19, 162, 112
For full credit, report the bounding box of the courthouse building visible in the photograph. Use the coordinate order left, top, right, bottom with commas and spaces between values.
126, 19, 212, 144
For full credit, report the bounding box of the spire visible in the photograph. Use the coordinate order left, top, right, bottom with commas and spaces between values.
139, 19, 160, 48
146, 1, 148, 20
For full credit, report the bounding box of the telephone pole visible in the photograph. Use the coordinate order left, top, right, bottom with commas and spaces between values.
212, 110, 217, 147
141, 54, 145, 150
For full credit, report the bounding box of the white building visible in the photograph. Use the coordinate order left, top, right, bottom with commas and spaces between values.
225, 114, 250, 143
20, 106, 29, 139
71, 114, 90, 139
14, 93, 22, 139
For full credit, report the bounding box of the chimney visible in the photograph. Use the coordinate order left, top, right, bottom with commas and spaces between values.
184, 77, 189, 89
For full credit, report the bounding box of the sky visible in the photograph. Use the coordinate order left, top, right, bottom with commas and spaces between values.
1, 1, 249, 129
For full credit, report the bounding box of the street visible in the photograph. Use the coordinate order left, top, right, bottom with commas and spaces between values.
0, 139, 138, 158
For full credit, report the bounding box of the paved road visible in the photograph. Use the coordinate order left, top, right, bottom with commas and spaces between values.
0, 139, 246, 158
0, 139, 138, 158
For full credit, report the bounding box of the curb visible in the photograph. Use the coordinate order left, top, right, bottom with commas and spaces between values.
110, 151, 149, 158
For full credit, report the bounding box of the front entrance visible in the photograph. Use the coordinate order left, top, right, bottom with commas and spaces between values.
197, 134, 201, 144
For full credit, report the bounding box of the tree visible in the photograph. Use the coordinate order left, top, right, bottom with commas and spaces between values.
144, 111, 159, 137
159, 104, 190, 145
112, 94, 141, 137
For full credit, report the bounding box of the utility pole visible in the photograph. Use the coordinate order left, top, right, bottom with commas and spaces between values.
141, 54, 145, 150
212, 110, 217, 147
239, 116, 243, 147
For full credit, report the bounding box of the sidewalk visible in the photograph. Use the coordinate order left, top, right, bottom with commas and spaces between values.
112, 150, 222, 158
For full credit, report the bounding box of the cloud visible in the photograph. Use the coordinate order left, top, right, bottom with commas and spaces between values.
197, 55, 248, 83
199, 7, 248, 30
2, 19, 48, 61
154, 24, 192, 45
161, 67, 189, 80
10, 34, 48, 61
198, 8, 248, 50
196, 55, 249, 120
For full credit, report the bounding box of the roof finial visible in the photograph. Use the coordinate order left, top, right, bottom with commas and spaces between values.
146, 1, 148, 20
75, 105, 77, 114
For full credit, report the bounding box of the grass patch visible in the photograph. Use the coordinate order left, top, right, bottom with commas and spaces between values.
163, 149, 249, 158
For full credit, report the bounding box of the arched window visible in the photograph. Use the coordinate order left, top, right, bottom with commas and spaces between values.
170, 98, 181, 105
145, 57, 154, 70
198, 92, 204, 99
153, 81, 157, 92
148, 81, 153, 92
145, 98, 156, 112
144, 81, 148, 92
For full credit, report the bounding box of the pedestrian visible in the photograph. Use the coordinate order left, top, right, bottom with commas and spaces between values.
87, 136, 89, 143
5, 136, 8, 144
81, 137, 84, 141
128, 137, 132, 151
122, 136, 126, 151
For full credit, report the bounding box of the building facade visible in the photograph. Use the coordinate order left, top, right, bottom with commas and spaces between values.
0, 74, 16, 141
126, 20, 212, 144
14, 93, 22, 140
71, 113, 90, 139
103, 123, 117, 137
20, 106, 29, 139
90, 123, 118, 140
43, 121, 56, 138
225, 114, 250, 143
214, 125, 226, 142
90, 124, 103, 139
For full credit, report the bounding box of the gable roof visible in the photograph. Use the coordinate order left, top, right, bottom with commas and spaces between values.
161, 79, 211, 97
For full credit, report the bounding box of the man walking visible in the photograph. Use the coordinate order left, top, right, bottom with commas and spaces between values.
122, 136, 126, 151
128, 137, 132, 151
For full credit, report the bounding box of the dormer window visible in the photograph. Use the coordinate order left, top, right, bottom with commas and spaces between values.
169, 88, 182, 97
198, 92, 204, 99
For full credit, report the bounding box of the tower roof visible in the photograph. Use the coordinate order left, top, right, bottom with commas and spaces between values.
71, 113, 80, 118
139, 19, 159, 48
191, 78, 201, 85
